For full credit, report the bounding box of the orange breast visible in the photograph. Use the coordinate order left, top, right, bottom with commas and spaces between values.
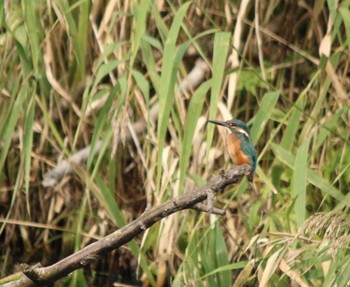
225, 133, 250, 165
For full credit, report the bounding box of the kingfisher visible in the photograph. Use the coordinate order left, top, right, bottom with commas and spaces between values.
208, 119, 257, 188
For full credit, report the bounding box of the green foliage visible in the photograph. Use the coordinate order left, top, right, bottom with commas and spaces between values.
237, 69, 269, 95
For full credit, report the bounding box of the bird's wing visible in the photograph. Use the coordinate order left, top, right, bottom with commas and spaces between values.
246, 143, 257, 172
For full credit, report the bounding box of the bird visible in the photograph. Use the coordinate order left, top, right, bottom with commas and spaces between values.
208, 118, 257, 190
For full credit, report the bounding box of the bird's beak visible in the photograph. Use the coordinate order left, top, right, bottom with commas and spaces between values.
207, 119, 228, 127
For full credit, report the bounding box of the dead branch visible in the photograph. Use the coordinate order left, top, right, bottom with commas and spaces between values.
2, 165, 251, 287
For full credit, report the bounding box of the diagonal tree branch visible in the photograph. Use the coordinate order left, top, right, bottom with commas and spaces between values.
2, 165, 251, 287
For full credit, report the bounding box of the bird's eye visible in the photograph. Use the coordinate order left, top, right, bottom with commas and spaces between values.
227, 121, 236, 127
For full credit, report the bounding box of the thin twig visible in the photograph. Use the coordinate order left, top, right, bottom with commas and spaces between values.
191, 203, 225, 216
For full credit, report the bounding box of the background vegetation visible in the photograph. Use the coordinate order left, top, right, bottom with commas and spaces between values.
0, 0, 349, 286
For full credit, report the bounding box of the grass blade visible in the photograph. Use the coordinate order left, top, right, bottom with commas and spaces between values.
156, 2, 191, 192
214, 222, 232, 286
200, 261, 248, 279
280, 96, 306, 151
0, 85, 27, 172
22, 1, 41, 72
55, 0, 86, 80
293, 139, 310, 228
250, 91, 280, 145
23, 88, 36, 214
179, 80, 211, 193
206, 32, 231, 154
130, 0, 151, 66
259, 247, 285, 287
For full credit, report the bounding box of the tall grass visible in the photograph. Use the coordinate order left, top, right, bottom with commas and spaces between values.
0, 0, 350, 286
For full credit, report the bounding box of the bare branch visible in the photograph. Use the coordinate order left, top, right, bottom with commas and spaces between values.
3, 165, 251, 287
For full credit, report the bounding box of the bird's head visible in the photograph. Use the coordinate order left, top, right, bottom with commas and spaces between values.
207, 119, 250, 138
